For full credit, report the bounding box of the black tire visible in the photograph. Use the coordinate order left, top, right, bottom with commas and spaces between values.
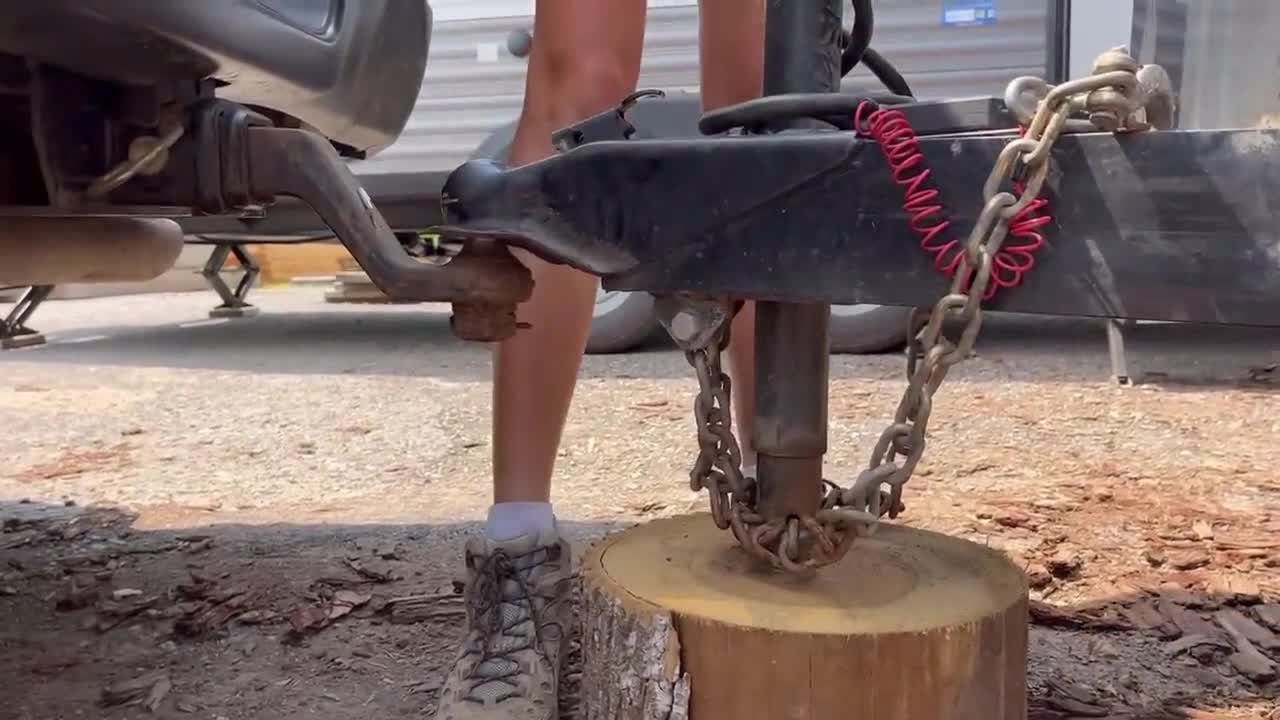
829, 304, 913, 354
586, 284, 658, 354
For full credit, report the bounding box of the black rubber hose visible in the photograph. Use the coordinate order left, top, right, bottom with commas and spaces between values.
698, 92, 912, 135
861, 46, 913, 97
841, 0, 874, 75
840, 0, 915, 97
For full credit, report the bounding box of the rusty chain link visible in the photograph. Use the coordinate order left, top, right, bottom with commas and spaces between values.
682, 48, 1171, 573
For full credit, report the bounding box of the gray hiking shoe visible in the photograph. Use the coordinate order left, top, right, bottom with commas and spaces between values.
433, 529, 571, 720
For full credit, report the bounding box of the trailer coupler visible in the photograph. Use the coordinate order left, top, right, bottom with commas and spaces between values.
432, 92, 1280, 330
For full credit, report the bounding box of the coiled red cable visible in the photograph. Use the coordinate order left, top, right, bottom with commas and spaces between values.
853, 101, 1052, 298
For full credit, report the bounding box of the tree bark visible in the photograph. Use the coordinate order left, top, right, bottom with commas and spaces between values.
579, 514, 1029, 720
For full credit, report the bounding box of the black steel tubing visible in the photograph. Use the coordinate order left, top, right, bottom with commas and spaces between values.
754, 302, 831, 520
840, 0, 874, 76
752, 0, 842, 522
763, 0, 843, 98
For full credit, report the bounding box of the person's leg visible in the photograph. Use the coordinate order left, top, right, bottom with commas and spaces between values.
436, 3, 646, 718
489, 0, 648, 526
699, 0, 765, 470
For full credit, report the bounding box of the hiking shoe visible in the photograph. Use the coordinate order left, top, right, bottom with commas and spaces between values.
433, 528, 571, 720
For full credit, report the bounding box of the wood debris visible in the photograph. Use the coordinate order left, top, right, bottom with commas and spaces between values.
384, 593, 466, 625
54, 579, 98, 611
1213, 535, 1280, 551
1224, 639, 1278, 683
1215, 609, 1280, 682
145, 674, 172, 712
1214, 608, 1280, 651
1156, 599, 1224, 642
173, 589, 252, 638
1191, 519, 1214, 540
0, 530, 38, 550
1042, 680, 1112, 718
183, 537, 215, 554
15, 442, 133, 483
288, 590, 370, 635
1163, 633, 1232, 658
175, 574, 215, 601
1205, 574, 1262, 606
1150, 580, 1214, 610
1121, 600, 1179, 639
96, 596, 161, 633
342, 558, 399, 584
1253, 604, 1280, 632
994, 510, 1037, 530
1024, 563, 1053, 590
1045, 549, 1083, 579
374, 543, 404, 561
1166, 549, 1211, 571
101, 670, 171, 710
234, 609, 278, 625
405, 676, 444, 695
1029, 600, 1133, 632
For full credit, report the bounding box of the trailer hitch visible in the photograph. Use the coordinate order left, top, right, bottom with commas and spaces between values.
433, 98, 1280, 329
433, 56, 1280, 571
239, 125, 533, 341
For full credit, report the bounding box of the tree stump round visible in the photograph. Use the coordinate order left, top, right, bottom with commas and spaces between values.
578, 514, 1028, 720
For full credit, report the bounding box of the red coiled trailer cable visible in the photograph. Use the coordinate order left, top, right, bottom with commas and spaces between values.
854, 100, 1052, 298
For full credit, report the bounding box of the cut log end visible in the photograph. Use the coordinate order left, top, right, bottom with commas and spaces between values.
580, 514, 1029, 720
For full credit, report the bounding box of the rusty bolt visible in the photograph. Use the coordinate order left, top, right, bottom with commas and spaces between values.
669, 311, 700, 343
451, 302, 521, 342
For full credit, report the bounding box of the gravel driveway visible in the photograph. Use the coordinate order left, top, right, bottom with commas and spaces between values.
1, 287, 1278, 719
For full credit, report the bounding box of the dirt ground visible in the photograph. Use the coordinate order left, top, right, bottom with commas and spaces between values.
2, 289, 1280, 719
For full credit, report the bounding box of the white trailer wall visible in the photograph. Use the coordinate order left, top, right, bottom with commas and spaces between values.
1130, 0, 1280, 131
356, 0, 1050, 176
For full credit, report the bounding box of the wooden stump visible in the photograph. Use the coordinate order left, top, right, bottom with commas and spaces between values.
579, 514, 1028, 720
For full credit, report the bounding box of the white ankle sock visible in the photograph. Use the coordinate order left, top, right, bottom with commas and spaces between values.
485, 502, 556, 542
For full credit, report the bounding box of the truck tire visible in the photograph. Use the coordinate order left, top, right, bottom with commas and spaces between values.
586, 285, 658, 354
829, 304, 913, 354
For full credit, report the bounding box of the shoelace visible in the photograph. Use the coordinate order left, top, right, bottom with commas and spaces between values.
462, 547, 553, 704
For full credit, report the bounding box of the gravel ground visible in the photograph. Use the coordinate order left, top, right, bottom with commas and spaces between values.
1, 287, 1279, 719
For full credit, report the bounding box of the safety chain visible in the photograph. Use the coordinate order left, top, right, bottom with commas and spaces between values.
682, 48, 1173, 573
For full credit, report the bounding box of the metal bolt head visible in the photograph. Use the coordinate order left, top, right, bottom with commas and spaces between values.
670, 311, 699, 343
506, 27, 533, 58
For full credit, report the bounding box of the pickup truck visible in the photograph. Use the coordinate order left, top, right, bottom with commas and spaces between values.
0, 1, 918, 355
0, 1, 436, 349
